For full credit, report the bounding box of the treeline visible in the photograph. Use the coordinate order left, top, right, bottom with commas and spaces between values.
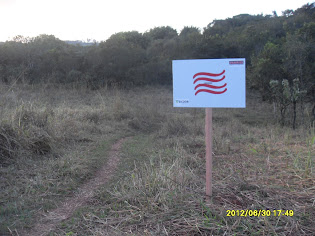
0, 3, 314, 99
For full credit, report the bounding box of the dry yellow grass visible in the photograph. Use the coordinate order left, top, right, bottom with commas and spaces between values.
0, 83, 314, 235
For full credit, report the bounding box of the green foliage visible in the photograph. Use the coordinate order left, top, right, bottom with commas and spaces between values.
270, 78, 307, 127
0, 3, 313, 97
144, 26, 178, 40
249, 42, 284, 100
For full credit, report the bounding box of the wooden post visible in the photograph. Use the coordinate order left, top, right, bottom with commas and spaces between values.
205, 108, 213, 196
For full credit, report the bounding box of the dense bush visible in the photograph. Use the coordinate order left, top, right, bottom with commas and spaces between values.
0, 3, 314, 127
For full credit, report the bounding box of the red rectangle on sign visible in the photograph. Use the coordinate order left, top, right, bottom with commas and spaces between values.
229, 61, 244, 65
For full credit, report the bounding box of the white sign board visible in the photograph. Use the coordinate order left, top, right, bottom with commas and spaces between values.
173, 58, 246, 108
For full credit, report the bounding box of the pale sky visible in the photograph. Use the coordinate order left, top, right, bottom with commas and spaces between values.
0, 0, 311, 42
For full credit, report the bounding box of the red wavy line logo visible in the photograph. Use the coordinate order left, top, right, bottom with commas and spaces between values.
193, 70, 225, 79
193, 70, 227, 95
193, 76, 225, 84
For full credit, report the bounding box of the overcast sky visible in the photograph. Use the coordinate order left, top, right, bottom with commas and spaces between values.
0, 0, 311, 42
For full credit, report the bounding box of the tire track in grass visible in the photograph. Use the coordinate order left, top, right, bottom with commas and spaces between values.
22, 137, 129, 236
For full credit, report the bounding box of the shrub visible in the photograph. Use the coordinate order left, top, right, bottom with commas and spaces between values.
0, 123, 19, 165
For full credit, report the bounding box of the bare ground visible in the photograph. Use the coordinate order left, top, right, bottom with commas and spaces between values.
20, 137, 129, 236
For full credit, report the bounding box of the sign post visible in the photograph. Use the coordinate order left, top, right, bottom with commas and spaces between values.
172, 58, 246, 197
205, 108, 212, 196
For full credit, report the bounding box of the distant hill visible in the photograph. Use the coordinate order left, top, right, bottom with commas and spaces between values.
0, 40, 96, 46
64, 40, 97, 46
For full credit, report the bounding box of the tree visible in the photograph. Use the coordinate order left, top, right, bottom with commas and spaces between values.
249, 42, 284, 100
270, 79, 306, 128
177, 27, 203, 59
144, 26, 178, 40
95, 31, 147, 86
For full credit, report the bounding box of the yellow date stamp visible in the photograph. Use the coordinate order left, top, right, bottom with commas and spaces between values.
226, 210, 294, 217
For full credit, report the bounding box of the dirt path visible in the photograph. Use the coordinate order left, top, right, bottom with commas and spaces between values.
22, 137, 129, 236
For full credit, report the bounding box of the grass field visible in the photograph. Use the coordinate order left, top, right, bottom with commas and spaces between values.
0, 84, 314, 235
